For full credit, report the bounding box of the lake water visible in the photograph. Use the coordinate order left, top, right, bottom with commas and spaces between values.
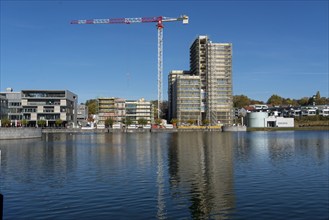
0, 131, 328, 219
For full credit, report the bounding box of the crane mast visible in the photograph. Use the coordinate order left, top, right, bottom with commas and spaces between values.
71, 15, 188, 119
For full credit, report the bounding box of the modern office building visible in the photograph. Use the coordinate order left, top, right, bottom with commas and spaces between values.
0, 88, 23, 124
125, 98, 154, 124
97, 97, 126, 125
168, 36, 233, 125
21, 90, 78, 127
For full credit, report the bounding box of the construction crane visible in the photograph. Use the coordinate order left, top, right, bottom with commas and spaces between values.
71, 15, 189, 119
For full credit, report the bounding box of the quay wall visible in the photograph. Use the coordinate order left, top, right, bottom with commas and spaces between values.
41, 128, 222, 133
0, 128, 42, 139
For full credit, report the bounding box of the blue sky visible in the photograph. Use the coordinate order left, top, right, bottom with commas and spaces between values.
1, 0, 328, 103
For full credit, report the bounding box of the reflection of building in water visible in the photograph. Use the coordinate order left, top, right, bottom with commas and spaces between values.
267, 132, 295, 162
168, 132, 235, 218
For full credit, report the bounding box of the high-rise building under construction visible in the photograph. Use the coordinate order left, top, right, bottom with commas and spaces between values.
168, 36, 233, 125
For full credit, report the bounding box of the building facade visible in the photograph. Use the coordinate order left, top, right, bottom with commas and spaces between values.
21, 90, 78, 127
125, 98, 154, 124
97, 97, 126, 125
77, 104, 89, 121
168, 36, 234, 125
168, 71, 201, 124
0, 94, 8, 120
0, 88, 23, 125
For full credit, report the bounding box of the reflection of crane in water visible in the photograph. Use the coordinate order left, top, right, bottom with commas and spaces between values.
156, 136, 166, 218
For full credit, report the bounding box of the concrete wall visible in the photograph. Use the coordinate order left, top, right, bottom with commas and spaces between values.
274, 117, 294, 127
0, 128, 42, 139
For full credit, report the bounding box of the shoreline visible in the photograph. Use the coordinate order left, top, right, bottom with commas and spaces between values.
1, 126, 328, 140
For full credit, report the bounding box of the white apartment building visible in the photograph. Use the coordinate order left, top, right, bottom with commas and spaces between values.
125, 98, 154, 124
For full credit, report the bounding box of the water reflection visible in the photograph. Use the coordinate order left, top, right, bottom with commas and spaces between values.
0, 131, 327, 219
168, 132, 235, 219
233, 131, 329, 165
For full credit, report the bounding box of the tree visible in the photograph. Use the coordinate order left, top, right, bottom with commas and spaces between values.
21, 119, 28, 127
170, 118, 178, 126
155, 118, 162, 125
250, 99, 264, 105
138, 118, 148, 126
37, 120, 46, 128
187, 119, 196, 125
233, 95, 251, 108
105, 118, 114, 128
267, 94, 283, 106
315, 91, 321, 100
202, 119, 210, 126
85, 99, 97, 115
1, 118, 11, 127
298, 97, 309, 106
124, 117, 133, 126
55, 119, 63, 127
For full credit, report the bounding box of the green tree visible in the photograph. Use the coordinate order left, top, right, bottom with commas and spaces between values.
105, 118, 114, 128
55, 119, 63, 127
37, 120, 46, 128
233, 95, 250, 108
267, 94, 283, 106
85, 99, 98, 115
124, 117, 133, 126
170, 118, 178, 126
155, 118, 162, 125
1, 118, 11, 127
250, 99, 264, 105
298, 97, 309, 106
138, 118, 148, 126
315, 91, 321, 100
187, 119, 196, 125
21, 119, 28, 127
202, 119, 210, 126
282, 98, 298, 106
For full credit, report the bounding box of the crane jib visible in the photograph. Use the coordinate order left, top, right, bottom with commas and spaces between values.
71, 17, 164, 25
70, 15, 188, 119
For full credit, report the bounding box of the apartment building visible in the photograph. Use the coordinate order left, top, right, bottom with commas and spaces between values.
77, 104, 89, 121
97, 97, 126, 125
21, 90, 78, 127
168, 71, 201, 124
125, 98, 154, 124
168, 36, 234, 125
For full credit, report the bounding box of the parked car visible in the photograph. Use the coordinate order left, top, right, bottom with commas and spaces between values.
143, 124, 151, 129
127, 124, 138, 129
112, 123, 122, 129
